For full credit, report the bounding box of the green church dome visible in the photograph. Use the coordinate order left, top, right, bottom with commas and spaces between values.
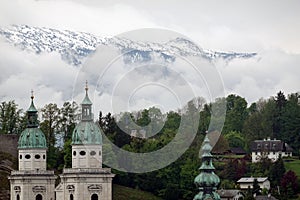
18, 93, 47, 149
72, 121, 102, 145
18, 128, 47, 149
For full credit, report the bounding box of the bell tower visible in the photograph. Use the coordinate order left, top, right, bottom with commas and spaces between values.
9, 91, 56, 200
56, 82, 114, 200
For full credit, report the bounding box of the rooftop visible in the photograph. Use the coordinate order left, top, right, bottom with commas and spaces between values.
251, 139, 293, 152
237, 177, 268, 183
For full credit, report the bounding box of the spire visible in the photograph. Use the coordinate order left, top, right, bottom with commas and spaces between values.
194, 133, 220, 200
81, 81, 93, 121
85, 80, 88, 95
27, 90, 38, 128
82, 80, 92, 105
27, 90, 38, 113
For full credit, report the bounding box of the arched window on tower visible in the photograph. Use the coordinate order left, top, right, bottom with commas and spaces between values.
70, 194, 74, 200
16, 194, 20, 200
91, 194, 98, 200
36, 194, 42, 200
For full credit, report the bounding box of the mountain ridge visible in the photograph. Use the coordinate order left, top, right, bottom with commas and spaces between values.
0, 25, 257, 66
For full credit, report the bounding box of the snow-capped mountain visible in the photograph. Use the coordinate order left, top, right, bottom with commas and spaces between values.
0, 25, 257, 66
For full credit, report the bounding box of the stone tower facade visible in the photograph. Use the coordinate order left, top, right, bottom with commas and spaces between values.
9, 94, 56, 200
55, 82, 114, 200
194, 135, 220, 200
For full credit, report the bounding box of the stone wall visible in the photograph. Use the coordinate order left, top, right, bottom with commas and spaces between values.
0, 134, 19, 157
0, 135, 18, 200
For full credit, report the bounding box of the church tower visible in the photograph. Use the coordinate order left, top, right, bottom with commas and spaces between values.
194, 135, 220, 200
9, 92, 56, 200
55, 82, 114, 200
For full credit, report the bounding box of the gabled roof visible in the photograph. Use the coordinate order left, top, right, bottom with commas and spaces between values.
217, 189, 244, 198
230, 147, 247, 154
251, 139, 293, 152
237, 177, 268, 183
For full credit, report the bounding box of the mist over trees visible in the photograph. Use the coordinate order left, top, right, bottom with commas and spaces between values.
0, 91, 299, 199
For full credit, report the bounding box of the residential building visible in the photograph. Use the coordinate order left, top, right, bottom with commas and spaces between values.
251, 138, 292, 163
237, 177, 270, 190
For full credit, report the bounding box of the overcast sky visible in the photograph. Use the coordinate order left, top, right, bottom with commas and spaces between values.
0, 0, 299, 114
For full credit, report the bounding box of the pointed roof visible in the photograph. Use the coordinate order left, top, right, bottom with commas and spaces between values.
81, 80, 92, 105
27, 90, 38, 112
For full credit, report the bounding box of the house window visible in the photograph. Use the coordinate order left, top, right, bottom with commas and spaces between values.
25, 154, 31, 159
35, 154, 41, 159
79, 151, 86, 156
90, 151, 96, 156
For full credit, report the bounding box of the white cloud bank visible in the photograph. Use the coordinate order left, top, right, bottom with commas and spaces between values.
0, 0, 299, 114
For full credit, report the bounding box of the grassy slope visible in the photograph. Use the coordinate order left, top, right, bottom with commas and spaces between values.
113, 184, 162, 200
284, 158, 300, 177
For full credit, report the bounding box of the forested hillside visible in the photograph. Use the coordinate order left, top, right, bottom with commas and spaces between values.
0, 91, 299, 199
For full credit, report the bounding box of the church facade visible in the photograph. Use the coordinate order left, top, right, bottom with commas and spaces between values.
9, 83, 114, 200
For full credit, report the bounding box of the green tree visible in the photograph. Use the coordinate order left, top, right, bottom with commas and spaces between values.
198, 103, 211, 134
273, 91, 287, 139
269, 156, 285, 186
40, 103, 60, 169
252, 178, 261, 195
179, 158, 198, 199
224, 131, 245, 148
59, 101, 78, 141
212, 134, 229, 154
281, 93, 300, 151
63, 139, 72, 168
0, 101, 23, 134
281, 170, 298, 198
244, 186, 255, 200
223, 94, 248, 134
243, 98, 275, 147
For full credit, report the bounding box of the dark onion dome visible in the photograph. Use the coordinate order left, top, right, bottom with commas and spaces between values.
18, 92, 47, 149
194, 172, 220, 187
71, 81, 102, 145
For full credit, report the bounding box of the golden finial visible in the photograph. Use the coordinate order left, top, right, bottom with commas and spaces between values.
31, 89, 34, 100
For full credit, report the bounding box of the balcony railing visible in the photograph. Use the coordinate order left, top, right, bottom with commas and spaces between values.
62, 168, 111, 174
